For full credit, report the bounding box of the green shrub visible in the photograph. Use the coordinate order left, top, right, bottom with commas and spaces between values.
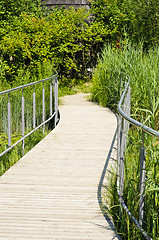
0, 0, 42, 21
89, 0, 159, 49
0, 7, 110, 87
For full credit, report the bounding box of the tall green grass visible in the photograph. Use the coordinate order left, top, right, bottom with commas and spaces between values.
91, 44, 159, 239
91, 43, 159, 130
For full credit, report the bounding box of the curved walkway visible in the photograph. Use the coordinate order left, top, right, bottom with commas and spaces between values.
0, 93, 119, 240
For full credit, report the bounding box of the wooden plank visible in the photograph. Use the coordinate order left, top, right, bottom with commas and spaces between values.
0, 93, 119, 239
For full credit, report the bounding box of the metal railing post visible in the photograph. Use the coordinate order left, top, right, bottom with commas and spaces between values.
0, 73, 58, 159
22, 89, 25, 155
54, 77, 58, 127
117, 72, 158, 239
8, 93, 11, 147
139, 131, 146, 226
56, 76, 58, 121
42, 82, 45, 134
117, 115, 121, 190
33, 86, 36, 129
50, 81, 53, 116
120, 119, 125, 196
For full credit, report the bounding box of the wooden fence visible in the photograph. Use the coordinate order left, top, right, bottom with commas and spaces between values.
41, 0, 90, 10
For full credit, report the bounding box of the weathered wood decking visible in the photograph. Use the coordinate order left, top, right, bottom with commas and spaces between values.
0, 93, 119, 239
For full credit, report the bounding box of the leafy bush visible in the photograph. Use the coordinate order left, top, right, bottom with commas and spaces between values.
89, 0, 159, 49
0, 0, 42, 21
0, 7, 110, 88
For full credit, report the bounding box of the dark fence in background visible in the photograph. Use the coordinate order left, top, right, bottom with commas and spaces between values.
41, 0, 90, 10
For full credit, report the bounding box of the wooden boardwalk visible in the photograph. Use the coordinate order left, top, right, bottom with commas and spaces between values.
0, 93, 119, 240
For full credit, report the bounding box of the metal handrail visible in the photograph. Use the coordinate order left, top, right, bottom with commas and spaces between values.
118, 77, 159, 138
0, 73, 58, 158
0, 74, 58, 96
117, 73, 159, 240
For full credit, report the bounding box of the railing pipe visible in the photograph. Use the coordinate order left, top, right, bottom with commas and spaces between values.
0, 73, 58, 96
22, 89, 25, 155
50, 81, 53, 116
7, 93, 11, 147
0, 112, 56, 158
33, 86, 36, 129
0, 73, 58, 158
42, 82, 45, 134
117, 73, 158, 240
118, 78, 159, 138
139, 145, 146, 226
54, 76, 58, 126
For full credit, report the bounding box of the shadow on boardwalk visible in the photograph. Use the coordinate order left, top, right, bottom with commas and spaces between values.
0, 93, 120, 240
97, 116, 120, 239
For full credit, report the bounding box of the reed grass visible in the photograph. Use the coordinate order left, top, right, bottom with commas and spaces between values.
91, 43, 159, 130
91, 43, 159, 239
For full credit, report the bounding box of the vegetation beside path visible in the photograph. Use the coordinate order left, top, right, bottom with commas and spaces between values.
91, 44, 159, 239
0, 1, 158, 239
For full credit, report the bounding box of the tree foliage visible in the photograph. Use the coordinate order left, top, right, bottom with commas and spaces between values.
0, 0, 41, 20
0, 0, 158, 88
0, 7, 110, 86
89, 0, 159, 49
